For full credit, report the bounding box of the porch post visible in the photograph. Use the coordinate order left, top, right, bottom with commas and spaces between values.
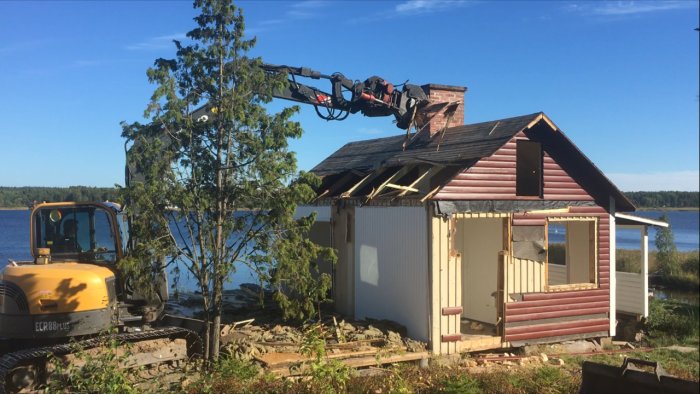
609, 197, 616, 337
641, 226, 649, 317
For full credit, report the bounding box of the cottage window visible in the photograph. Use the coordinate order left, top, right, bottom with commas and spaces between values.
516, 140, 542, 197
546, 218, 597, 290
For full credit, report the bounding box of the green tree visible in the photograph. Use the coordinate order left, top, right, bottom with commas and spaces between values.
655, 214, 679, 278
120, 0, 335, 361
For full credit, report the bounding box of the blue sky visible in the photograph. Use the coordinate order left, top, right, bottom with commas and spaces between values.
0, 0, 698, 191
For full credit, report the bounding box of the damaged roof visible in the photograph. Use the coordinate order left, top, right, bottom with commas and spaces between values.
312, 113, 541, 176
311, 112, 635, 212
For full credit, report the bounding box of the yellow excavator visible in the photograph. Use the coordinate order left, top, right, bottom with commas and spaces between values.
0, 201, 199, 392
0, 62, 443, 392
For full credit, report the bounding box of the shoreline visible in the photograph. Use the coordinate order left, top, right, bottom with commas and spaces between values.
636, 207, 699, 212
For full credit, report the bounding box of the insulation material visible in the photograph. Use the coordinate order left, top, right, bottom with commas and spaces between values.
512, 225, 546, 261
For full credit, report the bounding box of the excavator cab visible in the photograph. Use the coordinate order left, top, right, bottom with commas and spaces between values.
32, 202, 123, 264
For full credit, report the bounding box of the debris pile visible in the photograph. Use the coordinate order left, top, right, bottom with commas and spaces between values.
213, 317, 427, 376
163, 283, 428, 376
221, 317, 427, 363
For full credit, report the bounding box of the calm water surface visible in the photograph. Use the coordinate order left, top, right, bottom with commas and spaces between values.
1, 208, 698, 289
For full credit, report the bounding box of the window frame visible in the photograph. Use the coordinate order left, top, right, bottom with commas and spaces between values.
545, 216, 599, 292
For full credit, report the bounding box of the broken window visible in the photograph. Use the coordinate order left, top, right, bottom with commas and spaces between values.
546, 218, 597, 289
516, 140, 542, 197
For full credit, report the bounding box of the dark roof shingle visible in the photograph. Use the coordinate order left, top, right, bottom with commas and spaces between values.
312, 113, 541, 176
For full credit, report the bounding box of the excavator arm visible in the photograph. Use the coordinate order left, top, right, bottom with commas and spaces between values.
194, 63, 429, 130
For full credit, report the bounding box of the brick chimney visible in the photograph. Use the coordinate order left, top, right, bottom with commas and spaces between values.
418, 84, 467, 137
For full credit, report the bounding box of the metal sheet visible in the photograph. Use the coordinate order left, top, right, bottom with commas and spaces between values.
353, 206, 429, 342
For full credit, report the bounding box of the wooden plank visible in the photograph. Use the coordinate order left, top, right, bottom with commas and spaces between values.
442, 306, 463, 316
385, 183, 419, 193
341, 352, 430, 369
367, 166, 413, 200
506, 301, 609, 316
340, 172, 375, 198
506, 295, 608, 309
505, 318, 609, 335
398, 166, 435, 197
430, 214, 443, 355
441, 334, 461, 342
447, 180, 514, 187
522, 288, 609, 301
506, 307, 609, 323
455, 252, 462, 347
269, 351, 430, 376
506, 323, 609, 342
455, 173, 516, 181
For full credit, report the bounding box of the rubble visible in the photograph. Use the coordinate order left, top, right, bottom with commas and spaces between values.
164, 283, 428, 375
219, 317, 427, 364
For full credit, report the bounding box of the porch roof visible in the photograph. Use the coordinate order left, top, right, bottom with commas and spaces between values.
614, 212, 669, 227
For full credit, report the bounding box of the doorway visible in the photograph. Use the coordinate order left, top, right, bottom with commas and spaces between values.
456, 217, 505, 337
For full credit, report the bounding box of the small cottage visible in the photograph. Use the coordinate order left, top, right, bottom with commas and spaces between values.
298, 84, 663, 355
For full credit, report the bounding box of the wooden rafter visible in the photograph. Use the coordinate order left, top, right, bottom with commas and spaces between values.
385, 183, 419, 193
324, 170, 366, 197
397, 166, 437, 197
420, 185, 442, 203
366, 165, 414, 201
340, 168, 385, 198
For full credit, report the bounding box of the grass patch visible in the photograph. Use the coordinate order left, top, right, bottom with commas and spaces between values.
616, 249, 698, 274
646, 298, 700, 347
562, 348, 699, 382
199, 363, 582, 394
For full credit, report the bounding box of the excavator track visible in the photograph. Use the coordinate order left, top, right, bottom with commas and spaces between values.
0, 326, 201, 393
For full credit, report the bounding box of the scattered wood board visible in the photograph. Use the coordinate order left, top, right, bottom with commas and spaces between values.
268, 351, 430, 377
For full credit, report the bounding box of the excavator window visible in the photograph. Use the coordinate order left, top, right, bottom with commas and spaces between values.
34, 206, 118, 263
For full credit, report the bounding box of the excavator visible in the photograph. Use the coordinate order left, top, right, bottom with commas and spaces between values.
0, 63, 439, 392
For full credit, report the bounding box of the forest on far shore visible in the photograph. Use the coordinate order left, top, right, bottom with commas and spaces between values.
0, 186, 119, 208
0, 187, 697, 209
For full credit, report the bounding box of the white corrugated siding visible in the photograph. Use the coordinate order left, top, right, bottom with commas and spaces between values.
354, 206, 429, 341
616, 272, 647, 316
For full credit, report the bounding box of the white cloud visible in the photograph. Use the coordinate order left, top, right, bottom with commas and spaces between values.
247, 1, 329, 34
609, 170, 700, 192
125, 33, 187, 51
396, 0, 468, 15
349, 0, 472, 24
593, 1, 695, 16
565, 1, 697, 18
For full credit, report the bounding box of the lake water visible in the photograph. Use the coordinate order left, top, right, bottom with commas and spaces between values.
1, 208, 698, 289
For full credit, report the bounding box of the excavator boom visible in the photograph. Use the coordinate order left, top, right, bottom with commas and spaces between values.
195, 63, 429, 130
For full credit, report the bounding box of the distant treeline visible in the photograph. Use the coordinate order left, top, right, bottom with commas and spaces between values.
625, 191, 698, 209
0, 187, 120, 208
0, 187, 697, 209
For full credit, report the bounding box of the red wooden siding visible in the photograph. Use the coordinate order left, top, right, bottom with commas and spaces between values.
434, 132, 595, 201
430, 130, 613, 345
505, 206, 611, 343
